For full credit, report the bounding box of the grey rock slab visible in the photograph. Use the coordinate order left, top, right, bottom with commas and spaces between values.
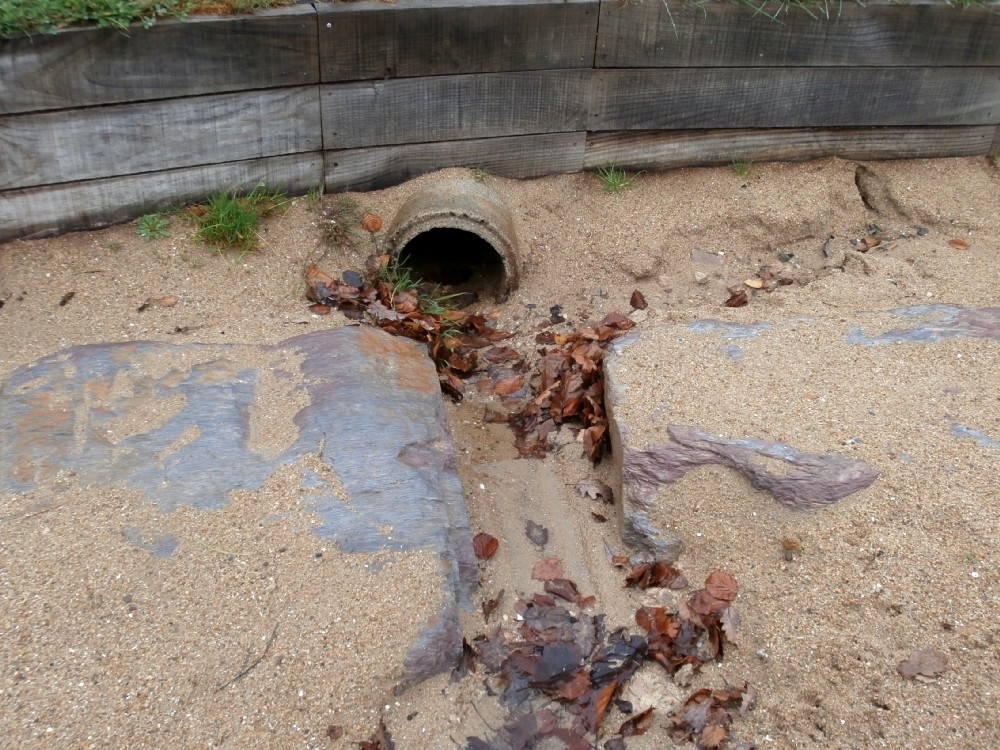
604, 306, 1000, 560
0, 325, 475, 686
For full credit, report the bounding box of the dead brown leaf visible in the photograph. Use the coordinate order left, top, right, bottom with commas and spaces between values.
723, 290, 748, 308
531, 558, 564, 581
544, 578, 583, 604
948, 238, 970, 250
688, 588, 730, 617
473, 533, 500, 560
361, 212, 384, 233
575, 477, 614, 504
626, 562, 688, 590
526, 520, 549, 547
483, 346, 522, 364
720, 606, 741, 644
494, 374, 526, 396
359, 718, 395, 750
618, 706, 654, 737
138, 295, 178, 312
704, 571, 738, 602
483, 590, 504, 621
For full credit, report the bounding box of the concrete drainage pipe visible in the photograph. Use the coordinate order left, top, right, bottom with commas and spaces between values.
387, 179, 520, 300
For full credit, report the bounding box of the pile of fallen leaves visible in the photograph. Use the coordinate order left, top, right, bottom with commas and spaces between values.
304, 258, 636, 462
305, 256, 512, 399
466, 536, 754, 749
482, 314, 635, 462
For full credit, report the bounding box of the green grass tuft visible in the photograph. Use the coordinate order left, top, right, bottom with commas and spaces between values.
193, 182, 285, 253
730, 157, 754, 178
595, 164, 640, 194
0, 0, 292, 39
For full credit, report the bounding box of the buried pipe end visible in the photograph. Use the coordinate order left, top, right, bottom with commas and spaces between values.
387, 179, 520, 300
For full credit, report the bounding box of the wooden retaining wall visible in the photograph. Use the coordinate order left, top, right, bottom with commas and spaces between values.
1, 0, 998, 242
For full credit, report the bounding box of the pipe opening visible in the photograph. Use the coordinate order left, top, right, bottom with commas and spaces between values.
398, 228, 506, 296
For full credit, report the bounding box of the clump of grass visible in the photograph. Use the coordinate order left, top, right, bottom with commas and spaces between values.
306, 185, 323, 205
472, 167, 491, 183
377, 255, 465, 337
595, 164, 640, 194
0, 0, 292, 38
322, 196, 361, 248
136, 212, 170, 242
730, 157, 754, 178
193, 182, 285, 253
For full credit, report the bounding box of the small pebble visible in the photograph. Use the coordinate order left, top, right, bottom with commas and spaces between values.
589, 285, 609, 299
629, 308, 649, 323
917, 226, 929, 236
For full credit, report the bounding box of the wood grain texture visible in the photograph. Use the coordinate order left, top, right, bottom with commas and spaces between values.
324, 132, 585, 191
322, 71, 590, 149
584, 127, 998, 169
0, 5, 317, 115
0, 88, 321, 191
589, 68, 1000, 130
317, 0, 599, 82
597, 0, 1000, 68
0, 154, 323, 242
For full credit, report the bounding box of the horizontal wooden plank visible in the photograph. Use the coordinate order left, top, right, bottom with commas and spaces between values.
325, 132, 585, 191
317, 0, 599, 82
0, 154, 323, 243
322, 71, 590, 149
584, 126, 997, 170
0, 88, 321, 191
0, 5, 317, 115
597, 0, 1000, 68
589, 68, 1000, 130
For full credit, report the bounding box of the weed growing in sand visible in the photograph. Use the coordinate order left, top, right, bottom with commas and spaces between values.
472, 167, 492, 183
307, 185, 323, 205
596, 164, 640, 194
193, 182, 285, 253
136, 212, 170, 242
322, 196, 362, 249
730, 157, 754, 179
375, 256, 465, 337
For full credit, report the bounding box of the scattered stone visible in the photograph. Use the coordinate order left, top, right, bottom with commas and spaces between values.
917, 226, 930, 236
694, 271, 709, 285
898, 648, 948, 680
606, 308, 998, 559
629, 308, 649, 323
0, 327, 476, 687
690, 248, 725, 267
590, 285, 609, 299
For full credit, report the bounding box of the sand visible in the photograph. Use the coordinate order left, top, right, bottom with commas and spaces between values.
0, 155, 998, 748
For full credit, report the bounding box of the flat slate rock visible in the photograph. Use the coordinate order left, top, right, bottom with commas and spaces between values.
0, 325, 475, 685
605, 305, 1000, 560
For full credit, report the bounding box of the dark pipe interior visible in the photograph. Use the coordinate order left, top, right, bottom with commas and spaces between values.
398, 228, 505, 294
